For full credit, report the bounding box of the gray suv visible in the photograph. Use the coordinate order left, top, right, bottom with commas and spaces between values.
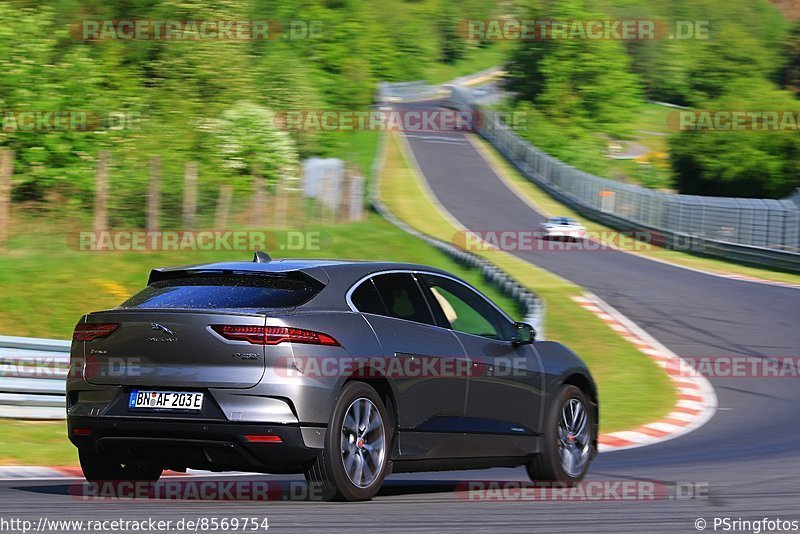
67, 255, 598, 501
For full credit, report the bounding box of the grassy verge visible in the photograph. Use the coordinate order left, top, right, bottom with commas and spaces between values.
0, 215, 527, 465
381, 132, 676, 433
422, 44, 510, 85
605, 102, 674, 189
0, 420, 74, 466
0, 215, 521, 340
470, 135, 800, 286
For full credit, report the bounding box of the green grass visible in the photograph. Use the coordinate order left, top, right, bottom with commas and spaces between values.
422, 44, 510, 85
0, 420, 75, 466
606, 102, 675, 189
607, 158, 673, 191
0, 214, 526, 466
470, 134, 800, 286
331, 130, 382, 181
0, 214, 522, 340
381, 132, 677, 433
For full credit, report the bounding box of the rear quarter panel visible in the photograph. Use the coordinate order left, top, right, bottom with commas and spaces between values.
255, 311, 386, 426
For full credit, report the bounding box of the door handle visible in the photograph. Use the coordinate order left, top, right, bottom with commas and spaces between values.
394, 352, 427, 360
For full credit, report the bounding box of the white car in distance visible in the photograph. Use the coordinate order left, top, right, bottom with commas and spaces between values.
540, 217, 587, 240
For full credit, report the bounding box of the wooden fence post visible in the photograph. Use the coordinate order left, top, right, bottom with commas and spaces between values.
250, 174, 266, 227
147, 157, 161, 232
215, 185, 233, 228
94, 150, 110, 233
339, 170, 352, 224
0, 150, 12, 252
183, 161, 198, 229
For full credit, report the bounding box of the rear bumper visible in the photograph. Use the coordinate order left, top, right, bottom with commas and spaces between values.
542, 230, 585, 239
68, 416, 321, 474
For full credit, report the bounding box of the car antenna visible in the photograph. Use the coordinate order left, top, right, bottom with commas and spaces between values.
253, 251, 272, 263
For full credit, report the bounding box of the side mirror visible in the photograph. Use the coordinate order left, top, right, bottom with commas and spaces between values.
512, 322, 535, 344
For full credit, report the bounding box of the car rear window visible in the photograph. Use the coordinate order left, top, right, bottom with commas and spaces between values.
120, 275, 322, 309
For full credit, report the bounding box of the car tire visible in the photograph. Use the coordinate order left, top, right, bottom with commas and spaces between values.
527, 384, 594, 485
305, 381, 390, 501
79, 448, 163, 483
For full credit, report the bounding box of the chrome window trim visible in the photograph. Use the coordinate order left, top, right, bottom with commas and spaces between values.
345, 269, 516, 328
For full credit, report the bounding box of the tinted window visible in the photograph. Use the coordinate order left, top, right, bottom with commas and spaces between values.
368, 273, 435, 326
350, 278, 387, 315
419, 274, 514, 340
121, 275, 320, 309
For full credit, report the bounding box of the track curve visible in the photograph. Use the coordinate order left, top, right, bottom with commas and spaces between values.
396, 112, 800, 519
2, 109, 799, 533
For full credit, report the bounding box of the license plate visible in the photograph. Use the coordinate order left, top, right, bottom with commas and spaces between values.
129, 390, 204, 411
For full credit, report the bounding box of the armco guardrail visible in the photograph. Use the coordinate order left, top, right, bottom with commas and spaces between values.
0, 288, 541, 423
379, 77, 800, 272
0, 335, 69, 419
368, 132, 545, 338
471, 113, 800, 271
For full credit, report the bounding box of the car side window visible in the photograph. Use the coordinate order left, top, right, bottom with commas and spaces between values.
419, 274, 514, 340
366, 273, 436, 326
350, 278, 387, 315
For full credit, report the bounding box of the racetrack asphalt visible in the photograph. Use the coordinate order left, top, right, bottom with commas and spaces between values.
1, 111, 798, 534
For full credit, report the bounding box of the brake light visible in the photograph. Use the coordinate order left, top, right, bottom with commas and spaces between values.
73, 323, 120, 342
211, 325, 339, 346
244, 434, 282, 443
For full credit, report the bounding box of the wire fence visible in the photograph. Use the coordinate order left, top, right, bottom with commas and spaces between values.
367, 132, 546, 339
440, 83, 800, 271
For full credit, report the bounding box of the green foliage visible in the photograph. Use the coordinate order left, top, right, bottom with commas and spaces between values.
0, 0, 504, 221
615, 0, 789, 106
503, 0, 797, 198
437, 6, 465, 64
507, 0, 641, 138
207, 102, 299, 188
780, 20, 800, 96
668, 80, 800, 198
500, 101, 610, 177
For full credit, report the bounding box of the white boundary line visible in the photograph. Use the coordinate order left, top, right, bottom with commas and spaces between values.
575, 293, 718, 453
465, 133, 800, 290
400, 129, 718, 452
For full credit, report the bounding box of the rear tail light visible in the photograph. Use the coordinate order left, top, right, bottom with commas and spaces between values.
211, 325, 339, 346
244, 434, 282, 443
73, 323, 120, 342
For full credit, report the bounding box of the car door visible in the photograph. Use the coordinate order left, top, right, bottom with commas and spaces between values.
349, 272, 470, 459
417, 273, 544, 458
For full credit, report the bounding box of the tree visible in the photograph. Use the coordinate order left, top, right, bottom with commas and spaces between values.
506, 0, 642, 137
669, 80, 800, 198
687, 24, 776, 104
780, 20, 800, 96
209, 102, 299, 190
437, 8, 465, 64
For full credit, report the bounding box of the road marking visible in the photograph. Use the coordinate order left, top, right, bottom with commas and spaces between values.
398, 126, 718, 452
571, 293, 718, 453
464, 133, 800, 290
